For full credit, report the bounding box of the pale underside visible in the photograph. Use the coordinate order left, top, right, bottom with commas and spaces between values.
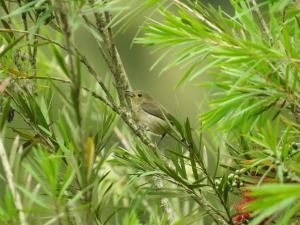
135, 110, 169, 135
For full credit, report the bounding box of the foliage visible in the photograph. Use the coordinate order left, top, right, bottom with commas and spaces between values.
136, 0, 300, 224
1, 0, 300, 225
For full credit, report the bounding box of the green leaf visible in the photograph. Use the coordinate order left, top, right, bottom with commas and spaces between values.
0, 98, 10, 131
0, 35, 25, 58
52, 47, 70, 77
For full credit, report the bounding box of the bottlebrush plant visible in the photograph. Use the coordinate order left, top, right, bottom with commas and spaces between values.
0, 1, 300, 225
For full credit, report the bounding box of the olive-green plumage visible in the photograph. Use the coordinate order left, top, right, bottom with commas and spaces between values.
125, 90, 171, 136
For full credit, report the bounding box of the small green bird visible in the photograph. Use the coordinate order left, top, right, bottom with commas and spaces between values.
125, 90, 172, 138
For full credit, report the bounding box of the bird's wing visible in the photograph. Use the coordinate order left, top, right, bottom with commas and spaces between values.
141, 101, 171, 121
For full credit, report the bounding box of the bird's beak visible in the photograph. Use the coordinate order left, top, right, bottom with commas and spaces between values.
125, 90, 134, 97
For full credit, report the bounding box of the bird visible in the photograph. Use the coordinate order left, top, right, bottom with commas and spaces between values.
125, 90, 172, 141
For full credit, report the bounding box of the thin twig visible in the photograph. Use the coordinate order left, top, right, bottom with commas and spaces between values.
73, 47, 116, 105
0, 28, 66, 50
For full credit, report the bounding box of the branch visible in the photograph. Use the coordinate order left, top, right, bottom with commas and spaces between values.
87, 0, 131, 107
104, 11, 131, 105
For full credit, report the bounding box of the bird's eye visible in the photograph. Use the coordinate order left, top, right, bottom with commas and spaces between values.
138, 94, 142, 97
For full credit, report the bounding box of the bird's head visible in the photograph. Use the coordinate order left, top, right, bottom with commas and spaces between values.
125, 90, 153, 106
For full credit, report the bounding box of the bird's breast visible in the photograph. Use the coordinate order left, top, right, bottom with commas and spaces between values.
135, 110, 168, 135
